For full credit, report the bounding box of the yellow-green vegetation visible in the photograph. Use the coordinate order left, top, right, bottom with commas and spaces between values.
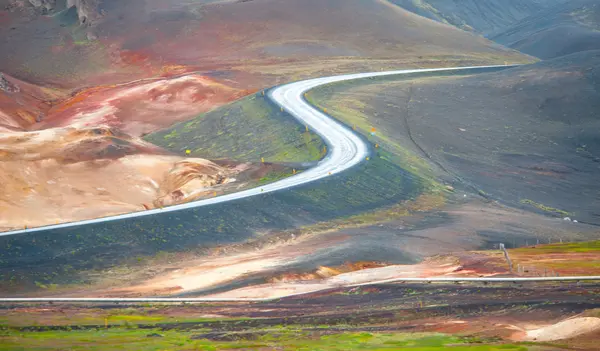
519, 199, 571, 217
333, 192, 445, 225
539, 260, 600, 271
584, 308, 600, 318
0, 307, 250, 327
145, 93, 325, 163
305, 80, 446, 192
258, 169, 301, 185
0, 328, 548, 351
512, 240, 600, 254
295, 192, 446, 235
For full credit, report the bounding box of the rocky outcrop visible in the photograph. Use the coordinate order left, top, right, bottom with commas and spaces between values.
0, 73, 20, 93
154, 160, 233, 207
9, 0, 101, 25
7, 0, 56, 15
27, 0, 56, 12
66, 0, 102, 26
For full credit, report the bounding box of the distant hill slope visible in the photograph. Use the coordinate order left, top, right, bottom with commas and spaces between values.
409, 51, 600, 224
387, 0, 563, 35
444, 51, 600, 224
491, 0, 600, 59
0, 0, 531, 88
366, 51, 599, 224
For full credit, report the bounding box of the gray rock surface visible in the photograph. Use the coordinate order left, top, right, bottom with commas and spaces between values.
0, 73, 20, 93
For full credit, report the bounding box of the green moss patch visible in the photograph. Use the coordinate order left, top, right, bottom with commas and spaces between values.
0, 329, 544, 351
519, 199, 571, 217
145, 93, 325, 163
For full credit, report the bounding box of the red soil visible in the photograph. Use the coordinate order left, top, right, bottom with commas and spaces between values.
35, 74, 248, 136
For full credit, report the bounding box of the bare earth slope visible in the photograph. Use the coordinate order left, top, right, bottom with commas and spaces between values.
0, 69, 257, 231
0, 72, 66, 131
1, 0, 530, 87
491, 0, 600, 59
0, 124, 246, 231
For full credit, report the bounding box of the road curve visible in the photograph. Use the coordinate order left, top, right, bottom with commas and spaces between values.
0, 65, 513, 237
6, 64, 600, 303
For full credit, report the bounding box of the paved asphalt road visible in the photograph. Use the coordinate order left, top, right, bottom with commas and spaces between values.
0, 65, 512, 238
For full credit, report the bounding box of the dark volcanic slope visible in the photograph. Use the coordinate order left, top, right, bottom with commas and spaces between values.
388, 0, 563, 35
491, 0, 600, 59
400, 51, 600, 224
309, 51, 600, 226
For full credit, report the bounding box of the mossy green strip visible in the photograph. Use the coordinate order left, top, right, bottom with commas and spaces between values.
145, 93, 325, 163
519, 199, 571, 217
0, 328, 542, 351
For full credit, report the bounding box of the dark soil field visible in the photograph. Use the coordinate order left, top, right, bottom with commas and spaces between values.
307, 51, 600, 226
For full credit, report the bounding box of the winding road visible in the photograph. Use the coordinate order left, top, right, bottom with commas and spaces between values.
0, 65, 512, 238
4, 64, 600, 303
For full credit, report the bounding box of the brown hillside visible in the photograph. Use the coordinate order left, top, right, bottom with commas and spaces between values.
1, 0, 531, 88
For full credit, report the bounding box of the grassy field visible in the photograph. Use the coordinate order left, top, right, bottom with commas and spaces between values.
3, 280, 599, 350
144, 92, 325, 164
0, 328, 557, 351
0, 307, 250, 328
512, 240, 600, 255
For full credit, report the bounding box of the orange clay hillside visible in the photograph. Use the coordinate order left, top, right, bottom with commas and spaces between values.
34, 74, 251, 137
0, 124, 248, 231
0, 70, 255, 231
0, 73, 66, 131
509, 241, 600, 276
